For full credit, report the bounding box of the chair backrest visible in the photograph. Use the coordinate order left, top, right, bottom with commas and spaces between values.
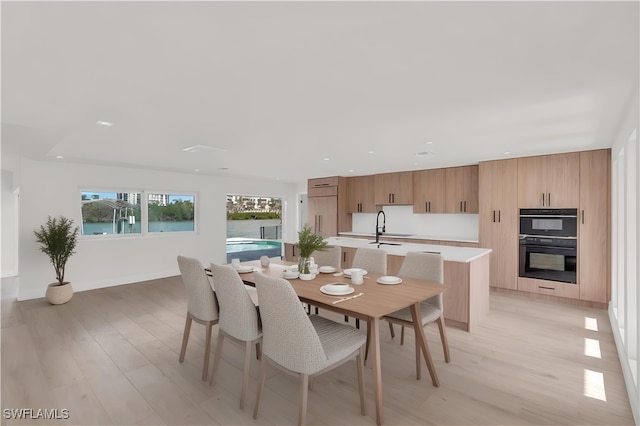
209, 263, 261, 341
398, 251, 444, 308
352, 247, 387, 275
253, 271, 328, 374
177, 255, 218, 322
311, 245, 342, 268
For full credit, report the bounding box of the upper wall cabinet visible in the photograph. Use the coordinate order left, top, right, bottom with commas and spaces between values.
346, 175, 377, 213
374, 171, 413, 205
413, 168, 446, 213
445, 165, 479, 213
517, 153, 580, 208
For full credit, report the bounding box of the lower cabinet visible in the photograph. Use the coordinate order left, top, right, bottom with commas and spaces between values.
517, 277, 580, 300
340, 247, 357, 269
284, 242, 299, 263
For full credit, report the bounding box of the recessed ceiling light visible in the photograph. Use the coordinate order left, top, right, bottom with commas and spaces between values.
323, 157, 330, 161
413, 163, 418, 166
95, 120, 114, 127
414, 151, 434, 157
425, 142, 433, 145
348, 169, 354, 173
368, 151, 375, 154
183, 144, 228, 153
504, 151, 511, 155
276, 177, 281, 181
218, 167, 229, 171
56, 155, 64, 159
194, 169, 200, 172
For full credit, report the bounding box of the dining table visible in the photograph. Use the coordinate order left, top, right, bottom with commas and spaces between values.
233, 259, 448, 426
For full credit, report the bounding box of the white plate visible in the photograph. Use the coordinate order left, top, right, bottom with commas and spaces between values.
343, 268, 368, 277
320, 284, 355, 296
377, 276, 403, 285
283, 271, 299, 279
234, 266, 254, 273
318, 266, 337, 274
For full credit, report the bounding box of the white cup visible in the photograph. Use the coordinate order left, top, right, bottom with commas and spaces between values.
231, 258, 240, 268
260, 255, 270, 267
350, 268, 364, 285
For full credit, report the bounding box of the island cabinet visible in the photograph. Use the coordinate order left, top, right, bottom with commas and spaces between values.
374, 171, 413, 205
346, 175, 376, 213
340, 246, 357, 269
479, 159, 518, 290
445, 165, 479, 213
517, 152, 579, 208
307, 177, 351, 237
578, 149, 610, 303
283, 242, 300, 263
413, 168, 446, 213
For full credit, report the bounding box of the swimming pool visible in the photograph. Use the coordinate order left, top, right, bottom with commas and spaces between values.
226, 239, 282, 263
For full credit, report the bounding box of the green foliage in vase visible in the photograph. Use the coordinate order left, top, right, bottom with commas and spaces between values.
297, 224, 328, 259
34, 216, 79, 285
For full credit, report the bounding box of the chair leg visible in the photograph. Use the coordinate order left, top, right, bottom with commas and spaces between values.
388, 322, 395, 339
414, 326, 421, 380
356, 346, 366, 416
299, 374, 309, 426
255, 341, 261, 360
179, 314, 192, 362
436, 316, 451, 363
202, 321, 213, 381
253, 357, 268, 420
209, 332, 225, 386
400, 326, 405, 345
240, 340, 252, 409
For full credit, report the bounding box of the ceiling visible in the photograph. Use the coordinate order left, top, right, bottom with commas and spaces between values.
2, 1, 638, 184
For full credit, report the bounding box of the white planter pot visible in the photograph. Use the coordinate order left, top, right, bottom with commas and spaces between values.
45, 282, 73, 305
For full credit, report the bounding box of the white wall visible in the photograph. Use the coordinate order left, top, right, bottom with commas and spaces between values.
352, 205, 479, 241
17, 158, 300, 301
610, 88, 639, 425
1, 169, 19, 277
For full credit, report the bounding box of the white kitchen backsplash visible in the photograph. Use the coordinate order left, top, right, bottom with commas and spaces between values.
351, 205, 479, 241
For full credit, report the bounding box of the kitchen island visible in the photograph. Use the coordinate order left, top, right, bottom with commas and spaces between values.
286, 236, 491, 332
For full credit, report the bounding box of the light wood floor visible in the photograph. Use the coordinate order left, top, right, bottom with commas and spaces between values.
1, 275, 634, 425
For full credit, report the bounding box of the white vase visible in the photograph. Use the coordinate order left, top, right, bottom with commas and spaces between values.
45, 282, 73, 305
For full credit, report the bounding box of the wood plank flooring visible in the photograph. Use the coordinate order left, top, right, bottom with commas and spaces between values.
1, 275, 634, 425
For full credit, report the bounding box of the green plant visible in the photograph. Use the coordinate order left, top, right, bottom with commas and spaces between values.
34, 216, 80, 285
297, 224, 328, 273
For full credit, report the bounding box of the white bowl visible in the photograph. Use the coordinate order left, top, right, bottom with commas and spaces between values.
299, 273, 315, 281
283, 271, 299, 279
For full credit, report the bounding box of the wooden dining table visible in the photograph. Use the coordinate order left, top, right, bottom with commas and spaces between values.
234, 259, 448, 426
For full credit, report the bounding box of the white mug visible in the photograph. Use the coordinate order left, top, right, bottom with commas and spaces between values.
231, 258, 241, 268
260, 255, 270, 267
350, 268, 364, 285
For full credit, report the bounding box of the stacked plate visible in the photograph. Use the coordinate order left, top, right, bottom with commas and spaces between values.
376, 276, 403, 285
320, 284, 355, 296
283, 270, 299, 279
318, 266, 337, 274
234, 266, 254, 274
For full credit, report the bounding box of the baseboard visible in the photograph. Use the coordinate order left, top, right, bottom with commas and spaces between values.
17, 269, 179, 301
491, 286, 608, 309
609, 303, 639, 425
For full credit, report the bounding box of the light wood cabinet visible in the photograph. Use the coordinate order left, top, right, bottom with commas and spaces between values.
517, 153, 580, 208
440, 241, 480, 248
307, 177, 351, 237
374, 172, 413, 205
413, 168, 446, 213
283, 242, 300, 263
346, 175, 376, 213
445, 165, 479, 213
517, 277, 580, 299
340, 246, 357, 269
578, 149, 610, 303
479, 159, 519, 290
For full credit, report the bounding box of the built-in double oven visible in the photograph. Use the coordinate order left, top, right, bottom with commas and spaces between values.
519, 208, 578, 284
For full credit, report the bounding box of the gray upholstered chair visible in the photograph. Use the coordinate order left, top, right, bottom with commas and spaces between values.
177, 255, 219, 381
351, 247, 387, 332
311, 245, 342, 268
208, 263, 262, 409
252, 272, 366, 425
383, 252, 450, 379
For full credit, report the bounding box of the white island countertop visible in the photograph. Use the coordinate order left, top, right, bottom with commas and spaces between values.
338, 231, 480, 244
324, 236, 491, 263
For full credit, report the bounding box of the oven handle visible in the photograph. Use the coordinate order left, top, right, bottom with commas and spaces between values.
522, 244, 576, 254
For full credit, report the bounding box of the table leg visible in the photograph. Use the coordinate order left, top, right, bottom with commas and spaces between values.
369, 318, 383, 425
410, 303, 440, 387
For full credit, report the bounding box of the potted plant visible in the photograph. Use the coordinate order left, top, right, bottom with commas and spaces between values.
34, 215, 79, 305
296, 224, 328, 278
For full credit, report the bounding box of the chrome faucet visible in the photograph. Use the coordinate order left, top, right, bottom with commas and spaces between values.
375, 210, 386, 244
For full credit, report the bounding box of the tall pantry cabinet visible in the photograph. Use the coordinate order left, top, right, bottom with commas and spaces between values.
307, 177, 350, 237
479, 159, 519, 289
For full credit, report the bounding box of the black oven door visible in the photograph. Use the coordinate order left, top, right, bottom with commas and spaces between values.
519, 241, 577, 284
519, 209, 578, 238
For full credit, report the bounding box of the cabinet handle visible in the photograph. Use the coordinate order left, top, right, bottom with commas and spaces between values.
541, 193, 545, 206
498, 210, 501, 223
428, 201, 431, 212
388, 194, 392, 203
317, 216, 321, 233
343, 252, 346, 262
459, 201, 463, 212
493, 210, 496, 223
582, 209, 585, 224
392, 193, 395, 203
538, 286, 555, 290
548, 193, 551, 206
315, 183, 330, 187
464, 201, 467, 212
426, 202, 428, 212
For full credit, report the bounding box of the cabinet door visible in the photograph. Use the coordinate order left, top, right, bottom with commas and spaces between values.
341, 247, 357, 269
347, 175, 376, 213
547, 152, 580, 208
446, 166, 477, 213
284, 243, 300, 263
517, 155, 547, 208
374, 172, 413, 205
462, 165, 479, 213
307, 196, 337, 237
579, 150, 610, 303
479, 159, 518, 289
413, 169, 446, 213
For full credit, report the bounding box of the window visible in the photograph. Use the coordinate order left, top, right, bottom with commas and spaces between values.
147, 193, 195, 233
80, 191, 141, 235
